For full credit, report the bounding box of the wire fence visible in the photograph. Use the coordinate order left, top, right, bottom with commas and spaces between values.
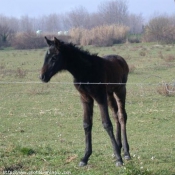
1, 80, 175, 96
0, 80, 175, 85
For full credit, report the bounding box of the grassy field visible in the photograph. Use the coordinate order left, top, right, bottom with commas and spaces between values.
0, 43, 175, 175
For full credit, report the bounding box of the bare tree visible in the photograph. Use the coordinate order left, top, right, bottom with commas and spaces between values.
44, 14, 61, 32
0, 15, 19, 32
88, 12, 104, 28
20, 15, 34, 32
63, 6, 90, 29
0, 24, 15, 47
128, 13, 144, 34
169, 14, 175, 25
98, 0, 128, 25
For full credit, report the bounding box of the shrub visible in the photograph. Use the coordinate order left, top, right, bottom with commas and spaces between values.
161, 25, 175, 44
158, 51, 164, 59
128, 34, 142, 43
15, 68, 27, 78
0, 24, 15, 48
129, 64, 136, 73
12, 32, 46, 49
157, 83, 175, 96
139, 51, 146, 57
69, 25, 129, 46
57, 34, 71, 43
164, 55, 175, 62
143, 16, 175, 44
68, 28, 84, 45
0, 62, 5, 69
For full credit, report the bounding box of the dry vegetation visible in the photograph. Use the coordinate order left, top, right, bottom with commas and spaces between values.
143, 16, 175, 44
12, 32, 46, 49
157, 83, 175, 96
128, 64, 136, 73
0, 8, 175, 49
164, 55, 175, 62
3, 16, 175, 49
7, 24, 130, 49
69, 25, 129, 46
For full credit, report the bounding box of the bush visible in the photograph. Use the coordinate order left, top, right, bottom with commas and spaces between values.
12, 32, 46, 49
164, 55, 175, 62
143, 16, 175, 44
0, 24, 15, 48
8, 25, 128, 49
44, 32, 71, 43
15, 68, 27, 78
69, 25, 129, 46
128, 34, 142, 43
157, 83, 175, 96
129, 64, 136, 73
139, 51, 146, 57
68, 28, 84, 44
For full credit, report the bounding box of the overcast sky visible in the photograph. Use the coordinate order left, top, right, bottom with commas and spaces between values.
1, 0, 175, 19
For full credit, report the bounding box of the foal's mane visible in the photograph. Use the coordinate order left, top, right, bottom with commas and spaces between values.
60, 41, 97, 57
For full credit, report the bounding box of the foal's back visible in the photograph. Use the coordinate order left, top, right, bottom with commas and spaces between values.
102, 55, 129, 90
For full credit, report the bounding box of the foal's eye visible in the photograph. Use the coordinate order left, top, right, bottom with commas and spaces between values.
51, 56, 57, 62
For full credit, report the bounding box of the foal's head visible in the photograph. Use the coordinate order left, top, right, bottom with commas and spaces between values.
40, 37, 65, 83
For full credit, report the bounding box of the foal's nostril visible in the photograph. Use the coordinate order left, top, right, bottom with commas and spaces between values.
40, 74, 49, 83
39, 74, 45, 81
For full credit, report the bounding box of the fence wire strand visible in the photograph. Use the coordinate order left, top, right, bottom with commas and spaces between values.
0, 81, 175, 86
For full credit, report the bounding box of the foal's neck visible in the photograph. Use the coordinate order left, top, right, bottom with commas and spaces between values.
65, 52, 93, 82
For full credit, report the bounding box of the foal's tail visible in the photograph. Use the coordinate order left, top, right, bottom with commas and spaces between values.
115, 55, 129, 84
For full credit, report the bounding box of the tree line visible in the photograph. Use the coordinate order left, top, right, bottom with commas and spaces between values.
0, 0, 144, 33
0, 0, 175, 48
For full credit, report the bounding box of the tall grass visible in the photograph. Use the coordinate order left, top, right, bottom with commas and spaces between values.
69, 25, 129, 46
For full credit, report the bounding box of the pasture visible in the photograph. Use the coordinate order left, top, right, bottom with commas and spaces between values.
0, 43, 175, 175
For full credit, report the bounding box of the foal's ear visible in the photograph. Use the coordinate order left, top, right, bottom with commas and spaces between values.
45, 36, 53, 46
54, 37, 62, 48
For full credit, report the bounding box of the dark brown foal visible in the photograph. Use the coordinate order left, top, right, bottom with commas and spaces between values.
40, 37, 131, 167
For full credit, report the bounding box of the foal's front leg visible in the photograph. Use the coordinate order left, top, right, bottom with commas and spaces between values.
79, 94, 94, 167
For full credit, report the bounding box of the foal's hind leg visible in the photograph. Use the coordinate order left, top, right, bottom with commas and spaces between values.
94, 90, 123, 166
79, 94, 94, 167
107, 93, 122, 153
114, 87, 131, 160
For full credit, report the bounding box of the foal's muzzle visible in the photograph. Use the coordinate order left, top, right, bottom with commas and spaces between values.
39, 74, 49, 83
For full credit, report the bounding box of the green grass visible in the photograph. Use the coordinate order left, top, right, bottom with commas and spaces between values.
0, 43, 175, 175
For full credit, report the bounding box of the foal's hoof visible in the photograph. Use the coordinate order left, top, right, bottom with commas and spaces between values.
124, 155, 131, 161
116, 161, 123, 167
79, 161, 87, 167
